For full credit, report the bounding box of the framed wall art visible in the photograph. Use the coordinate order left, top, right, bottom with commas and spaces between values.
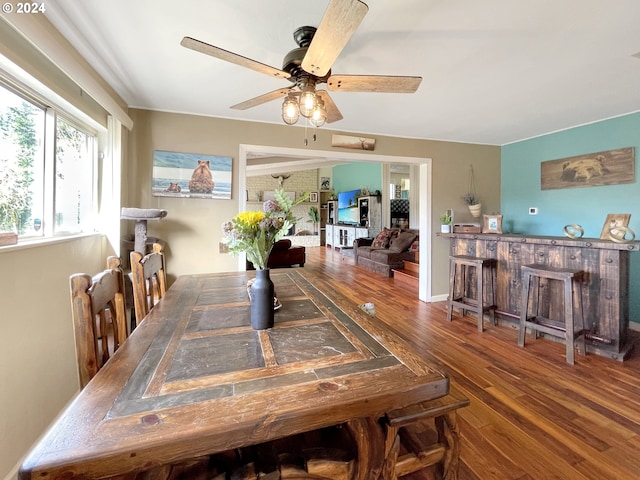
152, 150, 232, 199
541, 147, 635, 190
482, 214, 503, 234
600, 213, 631, 240
309, 192, 318, 203
331, 134, 375, 151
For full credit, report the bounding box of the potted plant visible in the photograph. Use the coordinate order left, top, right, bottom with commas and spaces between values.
464, 165, 482, 218
463, 194, 481, 218
308, 205, 320, 235
440, 211, 452, 233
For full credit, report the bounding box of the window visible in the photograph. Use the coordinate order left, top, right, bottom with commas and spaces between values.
54, 117, 95, 234
0, 83, 96, 238
0, 86, 44, 235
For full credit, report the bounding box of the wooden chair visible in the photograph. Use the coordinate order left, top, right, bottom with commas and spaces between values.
130, 243, 167, 326
70, 256, 128, 388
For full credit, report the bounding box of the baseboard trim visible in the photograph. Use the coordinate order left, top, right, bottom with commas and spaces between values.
430, 294, 448, 302
428, 300, 640, 333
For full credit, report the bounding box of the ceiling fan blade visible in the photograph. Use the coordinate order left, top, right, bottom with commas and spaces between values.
181, 36, 291, 79
316, 90, 343, 123
327, 75, 422, 93
302, 0, 368, 78
230, 88, 293, 110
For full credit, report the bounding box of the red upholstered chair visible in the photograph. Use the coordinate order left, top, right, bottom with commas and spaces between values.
246, 239, 305, 270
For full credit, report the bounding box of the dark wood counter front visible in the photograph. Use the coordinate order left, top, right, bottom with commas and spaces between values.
441, 233, 639, 361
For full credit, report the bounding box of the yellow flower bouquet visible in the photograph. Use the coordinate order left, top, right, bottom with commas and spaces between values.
222, 189, 307, 269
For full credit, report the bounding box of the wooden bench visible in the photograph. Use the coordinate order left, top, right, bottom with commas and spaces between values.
384, 386, 470, 480
106, 392, 471, 480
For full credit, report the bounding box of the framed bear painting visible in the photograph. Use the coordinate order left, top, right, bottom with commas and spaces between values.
152, 150, 232, 199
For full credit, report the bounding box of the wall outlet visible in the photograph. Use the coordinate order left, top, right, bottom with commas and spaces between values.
529, 207, 538, 215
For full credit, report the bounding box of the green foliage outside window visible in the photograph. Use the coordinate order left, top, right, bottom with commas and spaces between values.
0, 102, 37, 234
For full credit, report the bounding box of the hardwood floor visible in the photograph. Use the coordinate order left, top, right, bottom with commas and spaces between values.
302, 246, 640, 480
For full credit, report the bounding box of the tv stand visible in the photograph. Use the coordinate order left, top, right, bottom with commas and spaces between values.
326, 224, 369, 249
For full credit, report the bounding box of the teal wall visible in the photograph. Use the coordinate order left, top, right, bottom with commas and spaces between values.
501, 112, 640, 323
333, 162, 382, 195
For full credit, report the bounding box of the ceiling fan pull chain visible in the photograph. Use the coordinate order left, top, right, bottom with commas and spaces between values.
312, 121, 317, 142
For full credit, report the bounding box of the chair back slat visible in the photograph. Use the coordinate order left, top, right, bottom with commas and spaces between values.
89, 269, 121, 315
130, 243, 167, 326
70, 256, 128, 388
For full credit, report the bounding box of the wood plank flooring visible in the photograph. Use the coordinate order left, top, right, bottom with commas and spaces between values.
301, 246, 640, 480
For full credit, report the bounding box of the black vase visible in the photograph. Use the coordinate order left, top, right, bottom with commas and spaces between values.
250, 268, 274, 330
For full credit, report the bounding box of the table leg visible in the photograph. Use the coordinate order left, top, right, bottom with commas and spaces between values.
382, 424, 400, 480
346, 416, 403, 480
435, 411, 461, 480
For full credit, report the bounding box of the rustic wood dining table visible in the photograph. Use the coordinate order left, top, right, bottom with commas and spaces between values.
19, 269, 449, 480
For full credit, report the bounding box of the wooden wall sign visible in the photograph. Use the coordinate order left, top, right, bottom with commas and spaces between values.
540, 147, 634, 190
332, 134, 375, 151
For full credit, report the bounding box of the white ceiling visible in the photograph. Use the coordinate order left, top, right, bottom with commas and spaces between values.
44, 0, 640, 146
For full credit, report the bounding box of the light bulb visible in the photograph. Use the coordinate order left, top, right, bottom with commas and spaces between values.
299, 85, 317, 118
310, 99, 327, 127
281, 94, 299, 125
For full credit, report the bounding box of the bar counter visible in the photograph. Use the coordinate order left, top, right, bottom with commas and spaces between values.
441, 232, 640, 361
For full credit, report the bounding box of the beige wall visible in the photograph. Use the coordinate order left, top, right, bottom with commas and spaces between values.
126, 108, 501, 295
0, 235, 107, 479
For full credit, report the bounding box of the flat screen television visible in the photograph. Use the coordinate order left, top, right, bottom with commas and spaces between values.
337, 189, 360, 224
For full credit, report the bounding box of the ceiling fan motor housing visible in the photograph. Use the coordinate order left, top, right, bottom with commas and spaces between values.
283, 26, 331, 85
293, 26, 316, 48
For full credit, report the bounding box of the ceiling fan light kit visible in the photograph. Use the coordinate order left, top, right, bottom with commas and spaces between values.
282, 93, 300, 125
181, 0, 421, 130
310, 98, 327, 127
298, 79, 319, 118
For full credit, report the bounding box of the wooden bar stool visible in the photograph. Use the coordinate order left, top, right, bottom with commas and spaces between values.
447, 255, 497, 332
518, 264, 586, 365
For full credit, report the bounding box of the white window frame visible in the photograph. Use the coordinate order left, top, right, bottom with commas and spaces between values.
0, 79, 101, 242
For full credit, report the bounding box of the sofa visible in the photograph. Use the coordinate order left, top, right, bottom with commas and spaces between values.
353, 228, 419, 277
246, 239, 305, 270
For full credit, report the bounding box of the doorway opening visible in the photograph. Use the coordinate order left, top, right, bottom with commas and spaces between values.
238, 144, 433, 301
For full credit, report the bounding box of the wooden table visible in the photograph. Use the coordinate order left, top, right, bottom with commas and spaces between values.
19, 270, 449, 479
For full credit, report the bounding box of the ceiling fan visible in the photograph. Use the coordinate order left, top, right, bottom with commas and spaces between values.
180, 0, 422, 127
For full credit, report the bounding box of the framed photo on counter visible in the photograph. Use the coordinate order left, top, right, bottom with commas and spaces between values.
482, 214, 503, 234
600, 213, 631, 240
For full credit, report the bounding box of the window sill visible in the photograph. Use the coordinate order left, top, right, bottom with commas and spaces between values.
0, 232, 102, 253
